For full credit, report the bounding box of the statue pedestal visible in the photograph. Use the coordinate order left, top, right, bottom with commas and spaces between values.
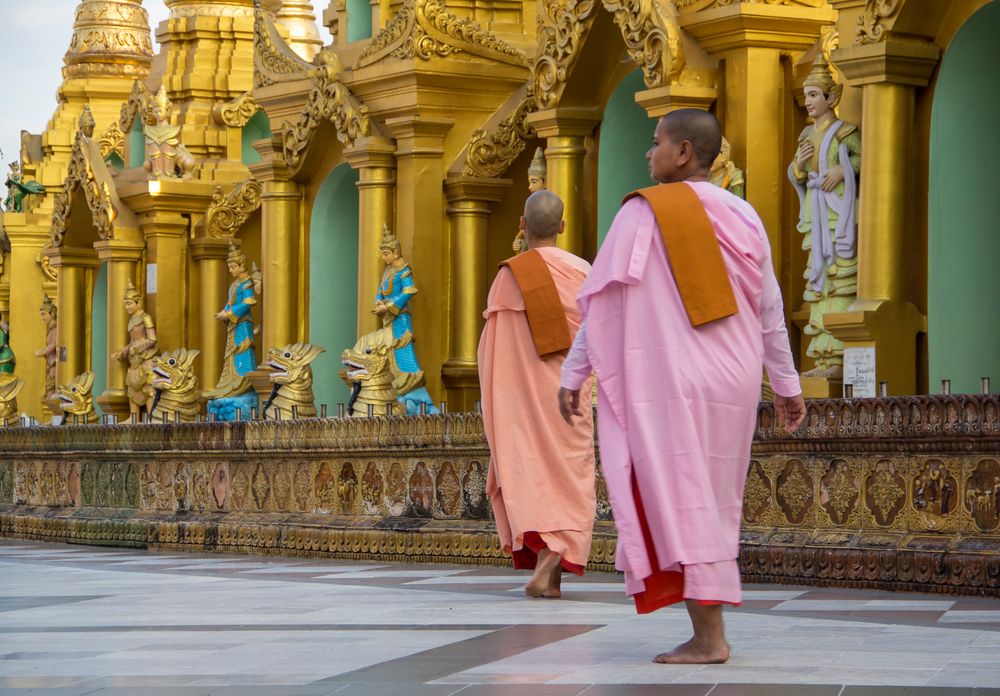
800, 375, 843, 399
96, 391, 130, 423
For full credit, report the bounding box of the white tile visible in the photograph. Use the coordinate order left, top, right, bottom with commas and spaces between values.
938, 610, 1000, 623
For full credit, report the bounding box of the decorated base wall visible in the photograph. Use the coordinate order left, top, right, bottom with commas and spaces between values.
2, 396, 999, 595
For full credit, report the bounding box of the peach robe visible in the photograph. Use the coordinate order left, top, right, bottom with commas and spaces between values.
478, 246, 596, 572
561, 182, 801, 607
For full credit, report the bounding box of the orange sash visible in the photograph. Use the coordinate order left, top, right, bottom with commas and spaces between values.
624, 183, 738, 327
499, 249, 572, 357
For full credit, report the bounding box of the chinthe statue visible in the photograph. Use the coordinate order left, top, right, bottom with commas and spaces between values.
0, 311, 14, 374
369, 225, 437, 415
57, 371, 98, 425
150, 348, 201, 423
33, 294, 57, 402
0, 373, 23, 425
710, 136, 745, 200
788, 54, 861, 380
262, 342, 325, 420
3, 161, 44, 213
340, 327, 408, 417
512, 147, 547, 254
144, 85, 197, 179
206, 244, 260, 421
111, 281, 157, 419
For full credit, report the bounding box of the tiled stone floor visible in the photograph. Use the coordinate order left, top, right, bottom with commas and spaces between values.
1, 540, 999, 695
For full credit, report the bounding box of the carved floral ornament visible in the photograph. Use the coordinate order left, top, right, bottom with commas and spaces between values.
49, 133, 119, 248
117, 80, 152, 133
357, 0, 527, 67
213, 92, 262, 128
856, 0, 902, 44
463, 0, 684, 178
205, 178, 263, 239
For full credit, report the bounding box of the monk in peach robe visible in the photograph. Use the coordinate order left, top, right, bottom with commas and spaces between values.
559, 111, 806, 663
479, 189, 595, 598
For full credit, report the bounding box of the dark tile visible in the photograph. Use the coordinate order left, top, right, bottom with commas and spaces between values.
580, 686, 715, 696
84, 687, 343, 696
458, 686, 589, 695
842, 688, 976, 695
712, 686, 841, 696
851, 611, 948, 623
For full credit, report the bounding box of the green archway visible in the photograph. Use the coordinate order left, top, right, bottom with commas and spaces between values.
597, 69, 656, 246
90, 263, 107, 415
928, 1, 1000, 393
309, 163, 360, 410
241, 111, 271, 165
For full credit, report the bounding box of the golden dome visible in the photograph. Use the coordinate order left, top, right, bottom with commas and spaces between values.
63, 0, 153, 79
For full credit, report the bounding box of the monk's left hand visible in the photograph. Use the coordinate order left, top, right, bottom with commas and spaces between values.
558, 387, 582, 425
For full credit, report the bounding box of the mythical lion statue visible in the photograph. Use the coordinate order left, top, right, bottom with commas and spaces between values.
340, 327, 407, 417
262, 342, 325, 420
57, 371, 97, 424
150, 348, 201, 423
0, 373, 24, 424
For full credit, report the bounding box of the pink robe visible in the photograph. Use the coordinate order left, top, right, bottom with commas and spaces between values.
561, 182, 800, 606
479, 246, 596, 572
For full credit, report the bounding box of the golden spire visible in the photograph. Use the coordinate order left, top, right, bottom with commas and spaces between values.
63, 0, 153, 80
803, 53, 842, 108
276, 0, 324, 62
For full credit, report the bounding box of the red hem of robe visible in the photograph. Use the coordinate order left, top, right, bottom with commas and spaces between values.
511, 531, 586, 576
630, 476, 739, 615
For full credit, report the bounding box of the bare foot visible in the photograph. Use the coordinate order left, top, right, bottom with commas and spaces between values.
524, 548, 561, 598
653, 637, 730, 665
542, 563, 562, 599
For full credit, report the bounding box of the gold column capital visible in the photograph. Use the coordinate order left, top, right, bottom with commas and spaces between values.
635, 85, 718, 119
93, 238, 145, 263
44, 246, 100, 269
832, 39, 940, 87
189, 236, 232, 261
248, 134, 295, 183
524, 107, 601, 138
384, 116, 454, 157
678, 1, 835, 53
443, 176, 511, 205
344, 137, 397, 169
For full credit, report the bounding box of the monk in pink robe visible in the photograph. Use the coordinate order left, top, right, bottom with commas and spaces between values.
559, 111, 806, 662
480, 190, 595, 598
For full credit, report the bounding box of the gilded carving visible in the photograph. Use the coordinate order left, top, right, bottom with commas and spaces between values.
743, 460, 772, 524
293, 462, 311, 511
387, 462, 407, 516
409, 462, 434, 517
602, 0, 684, 88
97, 121, 126, 162
118, 80, 152, 134
435, 462, 461, 518
253, 0, 312, 88
63, 0, 153, 79
314, 462, 337, 512
856, 0, 901, 45
230, 465, 250, 510
820, 459, 859, 526
912, 459, 957, 530
49, 132, 120, 247
212, 463, 228, 509
205, 178, 263, 239
776, 459, 814, 525
865, 460, 906, 527
462, 460, 489, 519
338, 462, 358, 515
965, 459, 1000, 532
361, 462, 384, 516
357, 0, 526, 67
213, 92, 261, 127
272, 467, 291, 510
251, 463, 270, 511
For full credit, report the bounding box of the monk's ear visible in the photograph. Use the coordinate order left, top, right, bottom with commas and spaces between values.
558, 220, 565, 235
677, 139, 695, 167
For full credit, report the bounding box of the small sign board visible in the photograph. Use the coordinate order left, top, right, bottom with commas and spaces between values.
844, 346, 876, 398
146, 263, 157, 294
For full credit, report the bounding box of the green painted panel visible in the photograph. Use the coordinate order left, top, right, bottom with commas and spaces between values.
309, 163, 360, 410
241, 111, 271, 165
91, 264, 107, 415
129, 116, 144, 169
597, 69, 656, 246
929, 2, 1000, 394
347, 0, 373, 42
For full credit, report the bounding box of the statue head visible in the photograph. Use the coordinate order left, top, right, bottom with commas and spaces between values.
151, 85, 173, 125
123, 279, 142, 314
7, 161, 19, 177
226, 243, 247, 277
379, 224, 402, 265
40, 293, 57, 324
803, 54, 842, 120
78, 105, 96, 139
527, 147, 547, 193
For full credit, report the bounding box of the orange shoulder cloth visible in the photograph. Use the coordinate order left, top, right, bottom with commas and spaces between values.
498, 249, 572, 357
624, 183, 738, 327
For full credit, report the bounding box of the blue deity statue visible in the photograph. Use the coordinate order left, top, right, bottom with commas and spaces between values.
375, 225, 438, 415
206, 244, 260, 421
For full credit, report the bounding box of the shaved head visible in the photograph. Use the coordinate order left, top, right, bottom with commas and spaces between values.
658, 109, 723, 171
523, 189, 564, 241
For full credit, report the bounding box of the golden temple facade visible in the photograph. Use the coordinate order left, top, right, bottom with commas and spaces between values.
1, 0, 998, 420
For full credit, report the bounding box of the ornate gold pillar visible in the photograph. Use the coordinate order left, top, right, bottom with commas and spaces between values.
524, 107, 600, 257
345, 137, 396, 337
93, 236, 144, 419
679, 3, 835, 285
260, 179, 304, 354
443, 176, 511, 411
825, 38, 940, 395
385, 116, 453, 405
46, 246, 99, 387
140, 214, 189, 352
189, 237, 231, 395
